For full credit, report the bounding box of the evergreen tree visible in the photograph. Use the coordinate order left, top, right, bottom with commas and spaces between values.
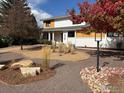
0, 0, 39, 50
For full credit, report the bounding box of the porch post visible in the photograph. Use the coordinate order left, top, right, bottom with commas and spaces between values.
52, 32, 55, 42
48, 32, 51, 41
75, 31, 76, 46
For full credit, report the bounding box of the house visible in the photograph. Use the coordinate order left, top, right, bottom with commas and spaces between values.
41, 15, 124, 49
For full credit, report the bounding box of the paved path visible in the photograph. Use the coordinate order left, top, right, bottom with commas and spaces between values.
0, 51, 123, 93
0, 52, 24, 64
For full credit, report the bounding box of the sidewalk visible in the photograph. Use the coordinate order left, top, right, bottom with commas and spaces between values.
77, 47, 124, 53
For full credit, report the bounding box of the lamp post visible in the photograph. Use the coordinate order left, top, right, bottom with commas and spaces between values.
95, 32, 102, 72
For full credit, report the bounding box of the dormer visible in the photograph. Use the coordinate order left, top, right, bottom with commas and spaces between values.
42, 15, 86, 28
43, 20, 54, 28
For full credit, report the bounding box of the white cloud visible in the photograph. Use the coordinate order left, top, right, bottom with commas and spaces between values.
31, 9, 52, 27
28, 0, 47, 5
28, 0, 52, 27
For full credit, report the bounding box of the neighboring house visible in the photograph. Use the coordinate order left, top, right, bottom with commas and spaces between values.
41, 16, 124, 49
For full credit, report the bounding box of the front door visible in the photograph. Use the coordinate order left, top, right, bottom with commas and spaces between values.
61, 33, 63, 42
50, 33, 52, 41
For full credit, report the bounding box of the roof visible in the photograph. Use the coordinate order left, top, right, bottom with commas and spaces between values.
40, 15, 70, 21
42, 24, 90, 32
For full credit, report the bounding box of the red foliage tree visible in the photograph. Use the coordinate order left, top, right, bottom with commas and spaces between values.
69, 0, 124, 33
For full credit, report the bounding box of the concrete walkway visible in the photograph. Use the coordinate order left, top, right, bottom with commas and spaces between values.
0, 51, 123, 93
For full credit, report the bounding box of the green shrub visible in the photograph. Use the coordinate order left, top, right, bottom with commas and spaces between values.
12, 37, 39, 45
0, 36, 13, 48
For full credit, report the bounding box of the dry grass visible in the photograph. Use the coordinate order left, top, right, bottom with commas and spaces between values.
42, 46, 51, 69
0, 45, 90, 62
50, 50, 90, 62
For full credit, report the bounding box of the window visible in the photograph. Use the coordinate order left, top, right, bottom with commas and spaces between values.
68, 31, 75, 37
107, 32, 119, 37
45, 21, 51, 27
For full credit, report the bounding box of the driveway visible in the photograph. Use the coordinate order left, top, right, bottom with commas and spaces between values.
0, 50, 123, 93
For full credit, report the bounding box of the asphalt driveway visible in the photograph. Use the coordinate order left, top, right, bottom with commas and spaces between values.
0, 50, 123, 93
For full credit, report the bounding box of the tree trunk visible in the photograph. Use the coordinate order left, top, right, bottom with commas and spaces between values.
20, 38, 23, 50
21, 44, 23, 50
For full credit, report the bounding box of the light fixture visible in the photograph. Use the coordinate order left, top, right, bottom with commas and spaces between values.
95, 32, 102, 72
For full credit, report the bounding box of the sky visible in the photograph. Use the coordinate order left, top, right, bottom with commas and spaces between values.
28, 0, 96, 26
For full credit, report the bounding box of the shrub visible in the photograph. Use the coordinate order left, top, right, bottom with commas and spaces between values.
58, 42, 64, 54
40, 39, 52, 45
12, 38, 39, 45
67, 42, 72, 52
63, 44, 68, 53
65, 42, 75, 54
42, 45, 51, 70
57, 42, 75, 54
0, 36, 13, 48
70, 44, 75, 54
116, 42, 122, 49
51, 41, 56, 52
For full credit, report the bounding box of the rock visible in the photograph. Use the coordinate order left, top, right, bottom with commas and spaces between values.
11, 60, 33, 68
20, 67, 41, 77
11, 65, 21, 70
0, 65, 5, 70
80, 67, 124, 93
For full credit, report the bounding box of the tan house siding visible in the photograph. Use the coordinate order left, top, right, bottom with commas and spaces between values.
50, 20, 54, 28
76, 31, 106, 38
43, 20, 54, 28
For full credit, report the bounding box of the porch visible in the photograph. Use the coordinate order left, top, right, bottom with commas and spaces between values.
43, 32, 63, 42
43, 31, 76, 45
42, 25, 89, 45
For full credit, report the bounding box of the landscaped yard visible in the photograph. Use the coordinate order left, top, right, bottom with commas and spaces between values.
0, 45, 90, 85
0, 45, 123, 93
0, 0, 124, 93
0, 61, 55, 85
17, 49, 89, 62
0, 45, 90, 62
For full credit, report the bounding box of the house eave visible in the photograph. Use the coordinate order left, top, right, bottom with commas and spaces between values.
42, 24, 90, 32
40, 16, 70, 21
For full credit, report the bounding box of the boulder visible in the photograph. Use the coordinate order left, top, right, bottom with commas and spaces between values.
20, 67, 41, 77
0, 65, 5, 70
11, 60, 33, 68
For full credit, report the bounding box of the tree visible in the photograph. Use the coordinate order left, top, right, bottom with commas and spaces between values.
0, 0, 12, 35
68, 0, 124, 33
68, 0, 124, 72
0, 0, 39, 50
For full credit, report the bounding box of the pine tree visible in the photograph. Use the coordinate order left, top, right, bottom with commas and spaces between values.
0, 0, 38, 50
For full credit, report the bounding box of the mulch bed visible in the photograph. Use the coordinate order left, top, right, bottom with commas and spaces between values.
0, 63, 56, 85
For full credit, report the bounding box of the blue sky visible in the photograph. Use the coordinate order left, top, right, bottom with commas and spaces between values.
38, 0, 96, 16
28, 0, 96, 26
